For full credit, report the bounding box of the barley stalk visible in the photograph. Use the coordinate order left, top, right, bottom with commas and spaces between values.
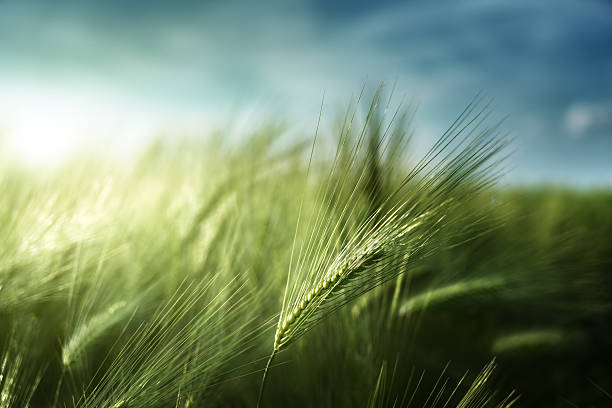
257, 91, 509, 406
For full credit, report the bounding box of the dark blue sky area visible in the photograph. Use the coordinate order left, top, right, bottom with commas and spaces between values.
0, 0, 611, 184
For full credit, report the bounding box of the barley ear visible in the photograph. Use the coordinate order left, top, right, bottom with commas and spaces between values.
258, 91, 508, 406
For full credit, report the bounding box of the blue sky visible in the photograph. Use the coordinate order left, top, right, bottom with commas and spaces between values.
0, 0, 611, 185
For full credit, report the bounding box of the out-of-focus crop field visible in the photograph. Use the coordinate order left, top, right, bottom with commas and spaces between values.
1, 96, 611, 407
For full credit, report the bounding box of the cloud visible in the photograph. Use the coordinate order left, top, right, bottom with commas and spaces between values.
0, 0, 611, 183
565, 102, 612, 138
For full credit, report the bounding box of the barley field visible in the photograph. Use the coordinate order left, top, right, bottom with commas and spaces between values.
1, 92, 611, 408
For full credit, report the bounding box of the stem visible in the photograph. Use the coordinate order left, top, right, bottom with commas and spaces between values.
52, 365, 65, 408
256, 349, 277, 408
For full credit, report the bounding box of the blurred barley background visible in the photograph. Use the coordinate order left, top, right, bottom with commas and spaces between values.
0, 1, 611, 407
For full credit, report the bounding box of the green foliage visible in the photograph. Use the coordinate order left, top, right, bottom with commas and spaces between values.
0, 90, 610, 407
368, 359, 518, 408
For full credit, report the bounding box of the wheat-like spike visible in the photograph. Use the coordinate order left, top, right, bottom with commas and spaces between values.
398, 277, 506, 316
491, 329, 567, 354
276, 102, 505, 348
274, 206, 444, 350
62, 300, 132, 368
456, 360, 519, 408
77, 277, 259, 408
368, 359, 517, 408
257, 90, 510, 407
0, 342, 25, 408
0, 321, 42, 408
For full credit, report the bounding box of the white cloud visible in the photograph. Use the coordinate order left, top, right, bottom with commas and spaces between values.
1, 0, 611, 183
564, 102, 612, 138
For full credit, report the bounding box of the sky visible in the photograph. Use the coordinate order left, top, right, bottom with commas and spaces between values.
0, 0, 611, 185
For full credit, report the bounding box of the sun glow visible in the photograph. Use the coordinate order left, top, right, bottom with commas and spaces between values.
0, 85, 121, 166
0, 83, 223, 167
6, 105, 90, 166
1, 87, 169, 167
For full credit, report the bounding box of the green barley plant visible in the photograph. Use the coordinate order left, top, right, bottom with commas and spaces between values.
490, 329, 569, 354
398, 277, 506, 316
76, 278, 257, 408
0, 320, 42, 408
454, 361, 518, 408
0, 88, 610, 407
61, 299, 135, 368
368, 359, 517, 408
257, 90, 510, 406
